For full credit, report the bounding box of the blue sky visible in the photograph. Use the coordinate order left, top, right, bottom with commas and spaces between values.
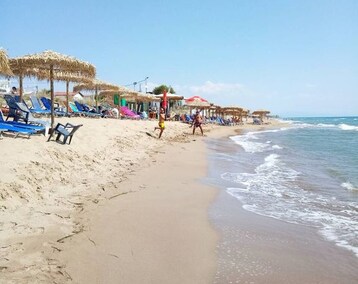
1, 0, 357, 116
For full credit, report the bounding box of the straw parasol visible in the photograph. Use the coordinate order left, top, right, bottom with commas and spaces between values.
0, 48, 13, 76
52, 72, 93, 115
184, 96, 211, 115
136, 93, 161, 103
252, 109, 270, 121
99, 87, 137, 107
252, 109, 270, 116
9, 50, 96, 129
73, 79, 119, 111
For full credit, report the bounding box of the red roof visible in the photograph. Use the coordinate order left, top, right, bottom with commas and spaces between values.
55, 92, 77, 97
185, 96, 208, 103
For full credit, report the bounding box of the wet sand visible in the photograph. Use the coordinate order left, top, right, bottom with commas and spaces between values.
58, 137, 218, 284
206, 136, 358, 284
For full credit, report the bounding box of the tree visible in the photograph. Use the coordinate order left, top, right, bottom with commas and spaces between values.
152, 84, 175, 95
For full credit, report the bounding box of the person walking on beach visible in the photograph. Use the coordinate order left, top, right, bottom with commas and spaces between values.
191, 110, 204, 136
154, 107, 165, 138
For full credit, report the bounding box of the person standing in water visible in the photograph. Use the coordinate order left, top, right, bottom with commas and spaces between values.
154, 107, 165, 138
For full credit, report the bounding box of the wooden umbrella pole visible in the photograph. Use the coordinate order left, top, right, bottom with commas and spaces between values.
95, 86, 98, 113
50, 66, 55, 130
66, 80, 69, 116
118, 94, 121, 119
19, 75, 23, 101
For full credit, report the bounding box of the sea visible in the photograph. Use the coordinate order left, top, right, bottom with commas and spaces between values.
207, 116, 358, 258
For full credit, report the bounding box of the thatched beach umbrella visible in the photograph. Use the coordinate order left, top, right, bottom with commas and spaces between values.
0, 49, 13, 76
52, 72, 92, 115
8, 66, 41, 98
126, 92, 161, 113
99, 87, 136, 109
9, 50, 96, 129
252, 109, 270, 121
221, 106, 244, 122
73, 79, 119, 111
100, 88, 137, 99
136, 93, 161, 103
184, 95, 211, 115
11, 67, 92, 115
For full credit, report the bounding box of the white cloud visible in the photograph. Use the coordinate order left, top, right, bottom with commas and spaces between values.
188, 81, 244, 94
172, 81, 246, 104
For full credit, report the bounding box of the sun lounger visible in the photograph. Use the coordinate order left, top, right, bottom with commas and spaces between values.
29, 96, 51, 115
140, 111, 148, 119
47, 122, 83, 144
3, 94, 29, 122
74, 101, 101, 118
0, 128, 7, 139
120, 106, 140, 119
13, 95, 49, 116
68, 102, 86, 116
0, 122, 36, 138
0, 109, 46, 135
253, 117, 262, 125
15, 102, 50, 128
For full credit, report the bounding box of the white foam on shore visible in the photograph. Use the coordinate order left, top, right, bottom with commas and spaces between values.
320, 227, 358, 258
230, 131, 284, 153
221, 153, 358, 259
341, 182, 358, 192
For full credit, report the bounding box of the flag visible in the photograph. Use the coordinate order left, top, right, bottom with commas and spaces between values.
162, 89, 167, 110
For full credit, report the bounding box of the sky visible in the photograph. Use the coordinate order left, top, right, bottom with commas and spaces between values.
1, 0, 357, 117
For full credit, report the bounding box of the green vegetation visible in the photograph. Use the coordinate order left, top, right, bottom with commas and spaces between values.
152, 85, 175, 95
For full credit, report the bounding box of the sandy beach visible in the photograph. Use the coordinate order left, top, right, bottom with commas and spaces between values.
1, 117, 356, 283
0, 117, 275, 283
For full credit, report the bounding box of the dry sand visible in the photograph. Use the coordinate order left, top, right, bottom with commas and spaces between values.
0, 117, 287, 283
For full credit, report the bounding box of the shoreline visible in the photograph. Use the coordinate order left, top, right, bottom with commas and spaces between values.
205, 126, 358, 284
210, 189, 358, 284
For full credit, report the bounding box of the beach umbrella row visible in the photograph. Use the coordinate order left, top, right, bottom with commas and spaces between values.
9, 50, 96, 129
53, 72, 93, 115
73, 79, 120, 111
5, 49, 266, 127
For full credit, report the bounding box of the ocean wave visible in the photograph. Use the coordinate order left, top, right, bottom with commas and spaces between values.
290, 122, 358, 131
221, 154, 358, 258
316, 123, 336, 128
230, 134, 270, 153
320, 226, 358, 258
339, 124, 358, 131
341, 182, 358, 192
230, 131, 284, 153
